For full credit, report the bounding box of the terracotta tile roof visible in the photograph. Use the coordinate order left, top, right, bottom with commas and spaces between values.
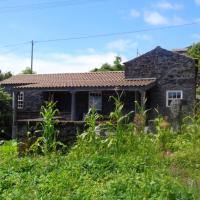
0, 72, 156, 89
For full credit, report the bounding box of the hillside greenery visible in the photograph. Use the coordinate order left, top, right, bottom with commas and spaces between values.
0, 70, 12, 81
0, 99, 200, 199
91, 56, 124, 72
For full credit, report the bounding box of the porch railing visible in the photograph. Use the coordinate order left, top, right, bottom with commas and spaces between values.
17, 111, 71, 121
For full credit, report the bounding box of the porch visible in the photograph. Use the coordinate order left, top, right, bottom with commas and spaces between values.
15, 90, 147, 122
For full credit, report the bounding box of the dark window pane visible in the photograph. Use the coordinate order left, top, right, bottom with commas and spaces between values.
168, 92, 173, 98
177, 92, 181, 98
172, 92, 176, 98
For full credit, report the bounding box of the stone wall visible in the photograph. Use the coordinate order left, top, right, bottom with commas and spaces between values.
17, 121, 85, 154
1, 85, 13, 95
125, 46, 196, 117
16, 90, 43, 120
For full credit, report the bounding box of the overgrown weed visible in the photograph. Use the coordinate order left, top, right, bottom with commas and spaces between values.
1, 97, 200, 199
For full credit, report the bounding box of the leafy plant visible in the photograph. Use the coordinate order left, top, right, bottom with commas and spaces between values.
187, 42, 200, 70
0, 87, 12, 139
30, 102, 61, 154
154, 116, 173, 152
79, 107, 102, 144
133, 100, 149, 133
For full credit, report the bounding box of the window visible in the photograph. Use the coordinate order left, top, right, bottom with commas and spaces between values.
166, 90, 183, 107
89, 91, 102, 111
17, 92, 24, 109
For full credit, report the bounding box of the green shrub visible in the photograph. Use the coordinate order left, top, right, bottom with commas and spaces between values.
0, 87, 12, 138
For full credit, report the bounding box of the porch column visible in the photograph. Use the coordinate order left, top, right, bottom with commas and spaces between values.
71, 91, 76, 121
12, 91, 17, 139
140, 90, 146, 108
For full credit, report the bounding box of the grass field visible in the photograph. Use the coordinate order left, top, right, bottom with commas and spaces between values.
1, 127, 200, 199
0, 102, 200, 199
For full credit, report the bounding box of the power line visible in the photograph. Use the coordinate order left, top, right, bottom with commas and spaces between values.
0, 41, 30, 49
0, 46, 26, 54
0, 21, 199, 49
35, 21, 200, 44
0, 0, 111, 13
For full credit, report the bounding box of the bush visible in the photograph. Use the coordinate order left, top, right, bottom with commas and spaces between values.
0, 87, 12, 139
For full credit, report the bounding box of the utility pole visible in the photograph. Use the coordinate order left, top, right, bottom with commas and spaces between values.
31, 40, 34, 74
137, 49, 139, 57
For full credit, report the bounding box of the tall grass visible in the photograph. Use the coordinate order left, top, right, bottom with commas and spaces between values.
1, 98, 199, 199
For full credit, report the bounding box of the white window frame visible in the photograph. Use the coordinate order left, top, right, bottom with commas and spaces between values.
17, 92, 24, 109
166, 90, 183, 107
89, 91, 102, 111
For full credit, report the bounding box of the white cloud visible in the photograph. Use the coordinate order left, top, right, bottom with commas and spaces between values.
193, 33, 200, 40
144, 11, 186, 26
135, 34, 152, 41
0, 51, 126, 74
195, 0, 200, 6
107, 39, 138, 51
155, 1, 183, 10
130, 9, 140, 18
144, 11, 169, 25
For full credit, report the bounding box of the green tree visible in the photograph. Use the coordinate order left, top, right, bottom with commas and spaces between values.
91, 56, 124, 72
21, 67, 36, 74
0, 70, 12, 81
0, 87, 12, 138
187, 42, 200, 69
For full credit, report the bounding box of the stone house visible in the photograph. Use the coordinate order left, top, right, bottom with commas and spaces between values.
0, 46, 198, 138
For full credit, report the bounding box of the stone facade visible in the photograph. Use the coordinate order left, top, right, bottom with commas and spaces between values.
124, 46, 196, 117
15, 90, 43, 120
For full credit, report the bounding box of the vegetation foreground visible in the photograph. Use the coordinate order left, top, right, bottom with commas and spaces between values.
0, 102, 200, 199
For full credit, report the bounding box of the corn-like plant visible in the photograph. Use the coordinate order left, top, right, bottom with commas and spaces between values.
30, 101, 60, 154
181, 103, 200, 150
100, 93, 134, 151
74, 108, 102, 155
80, 107, 102, 143
154, 116, 173, 152
133, 100, 149, 133
76, 93, 135, 153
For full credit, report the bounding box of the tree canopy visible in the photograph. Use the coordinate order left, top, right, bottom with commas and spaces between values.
0, 70, 12, 81
21, 67, 36, 74
187, 42, 200, 69
91, 56, 124, 72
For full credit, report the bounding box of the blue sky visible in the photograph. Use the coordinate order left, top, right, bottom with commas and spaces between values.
0, 0, 200, 74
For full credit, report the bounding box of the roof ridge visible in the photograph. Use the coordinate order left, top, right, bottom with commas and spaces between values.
15, 71, 124, 76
